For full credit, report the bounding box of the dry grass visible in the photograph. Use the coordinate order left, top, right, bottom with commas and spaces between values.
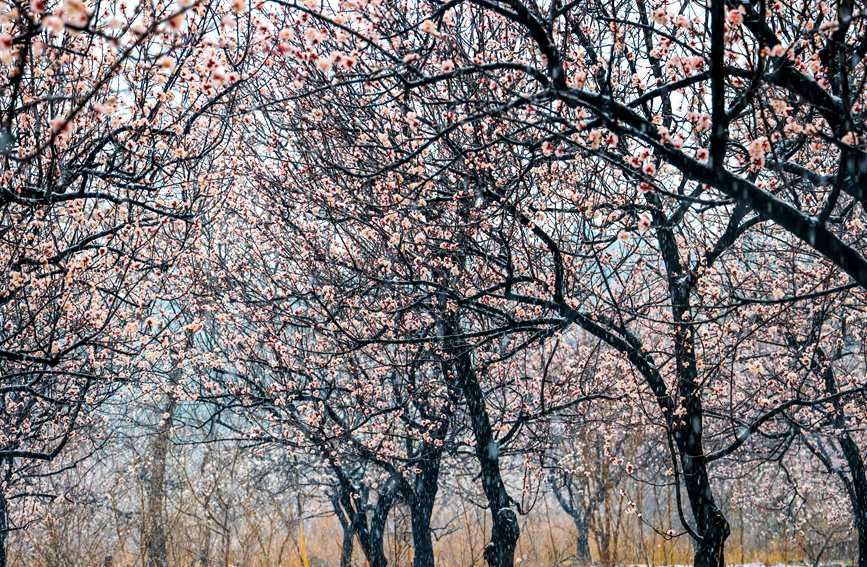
9, 498, 844, 566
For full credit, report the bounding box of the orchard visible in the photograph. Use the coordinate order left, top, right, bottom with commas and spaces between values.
0, 0, 864, 566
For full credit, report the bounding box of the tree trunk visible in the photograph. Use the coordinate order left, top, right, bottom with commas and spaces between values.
408, 446, 442, 567
832, 413, 867, 566
332, 490, 355, 567
340, 527, 354, 567
672, 333, 730, 567
430, 204, 520, 567
142, 398, 175, 567
435, 283, 518, 567
833, 426, 867, 567
673, 326, 729, 567
409, 497, 436, 567
0, 485, 7, 567
453, 354, 519, 567
550, 474, 591, 565
334, 470, 398, 567
811, 346, 867, 567
366, 487, 394, 567
563, 497, 591, 565
655, 204, 729, 567
575, 518, 592, 565
678, 447, 728, 567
